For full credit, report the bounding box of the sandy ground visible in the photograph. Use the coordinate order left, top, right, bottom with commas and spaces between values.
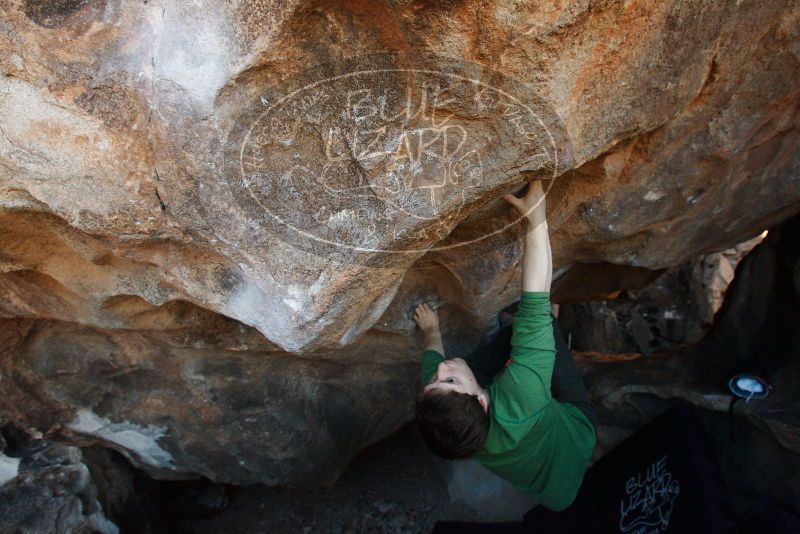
181, 423, 480, 534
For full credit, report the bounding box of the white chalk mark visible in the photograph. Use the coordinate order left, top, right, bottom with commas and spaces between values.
68, 409, 175, 470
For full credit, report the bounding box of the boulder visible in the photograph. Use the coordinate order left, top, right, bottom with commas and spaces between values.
0, 426, 118, 534
0, 317, 417, 486
0, 0, 798, 485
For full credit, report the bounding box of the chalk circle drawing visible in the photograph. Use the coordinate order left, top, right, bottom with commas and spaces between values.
619, 454, 681, 534
224, 53, 572, 265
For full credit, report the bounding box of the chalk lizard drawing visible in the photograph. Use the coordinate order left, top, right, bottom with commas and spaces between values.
619, 454, 680, 533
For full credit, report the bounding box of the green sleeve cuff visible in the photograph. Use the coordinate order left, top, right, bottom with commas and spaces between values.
421, 349, 444, 385
519, 291, 552, 316
521, 291, 551, 301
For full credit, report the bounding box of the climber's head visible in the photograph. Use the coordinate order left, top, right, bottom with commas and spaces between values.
423, 357, 487, 399
415, 358, 489, 459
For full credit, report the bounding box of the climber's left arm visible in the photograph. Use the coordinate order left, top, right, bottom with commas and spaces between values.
414, 303, 445, 383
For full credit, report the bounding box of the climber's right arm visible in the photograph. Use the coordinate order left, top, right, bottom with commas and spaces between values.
503, 180, 551, 292
492, 181, 557, 420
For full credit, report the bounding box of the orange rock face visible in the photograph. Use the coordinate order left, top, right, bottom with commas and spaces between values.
0, 0, 798, 484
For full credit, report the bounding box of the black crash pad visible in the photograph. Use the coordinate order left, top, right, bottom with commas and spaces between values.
434, 403, 738, 534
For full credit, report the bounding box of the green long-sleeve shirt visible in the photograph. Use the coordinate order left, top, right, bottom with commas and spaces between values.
420, 291, 596, 511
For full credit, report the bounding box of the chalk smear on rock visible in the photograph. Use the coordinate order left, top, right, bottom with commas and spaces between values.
68, 409, 176, 469
0, 453, 20, 486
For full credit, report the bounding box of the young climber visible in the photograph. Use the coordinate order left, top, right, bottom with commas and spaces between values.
413, 180, 597, 511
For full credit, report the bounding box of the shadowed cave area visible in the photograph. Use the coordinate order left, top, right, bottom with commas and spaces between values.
1, 0, 800, 532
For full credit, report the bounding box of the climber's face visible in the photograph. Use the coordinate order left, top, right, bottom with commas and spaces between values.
424, 358, 488, 411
